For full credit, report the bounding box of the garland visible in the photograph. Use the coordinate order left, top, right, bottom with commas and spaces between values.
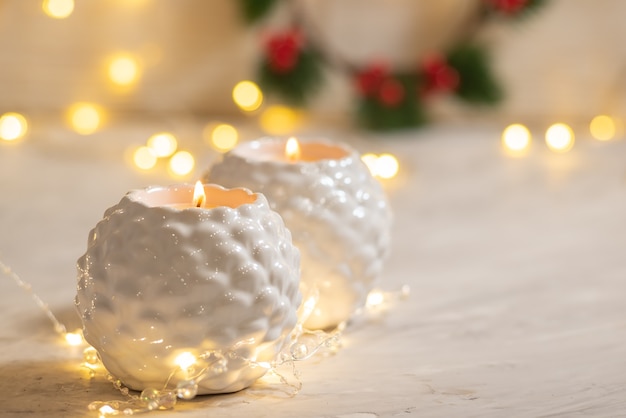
239, 0, 548, 131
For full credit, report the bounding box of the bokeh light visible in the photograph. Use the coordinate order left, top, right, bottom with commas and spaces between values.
259, 105, 301, 135
147, 132, 177, 157
502, 123, 531, 155
375, 154, 400, 179
132, 146, 157, 170
0, 112, 28, 142
361, 153, 400, 179
545, 123, 574, 153
168, 151, 195, 176
208, 124, 238, 152
232, 81, 263, 112
361, 153, 378, 175
108, 54, 140, 87
589, 115, 616, 141
42, 0, 74, 19
68, 103, 102, 135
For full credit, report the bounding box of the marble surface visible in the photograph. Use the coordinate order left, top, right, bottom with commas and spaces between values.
1, 121, 625, 417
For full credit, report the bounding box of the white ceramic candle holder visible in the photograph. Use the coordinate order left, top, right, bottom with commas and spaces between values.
206, 138, 392, 330
75, 184, 301, 394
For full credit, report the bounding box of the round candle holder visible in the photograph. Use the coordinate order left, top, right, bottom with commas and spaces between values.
206, 138, 392, 330
75, 184, 301, 394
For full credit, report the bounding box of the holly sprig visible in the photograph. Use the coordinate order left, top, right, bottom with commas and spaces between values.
239, 0, 548, 131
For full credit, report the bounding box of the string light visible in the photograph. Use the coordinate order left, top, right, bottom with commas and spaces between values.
207, 123, 239, 152
589, 115, 617, 141
2, 256, 408, 416
375, 154, 400, 179
232, 80, 263, 112
42, 0, 74, 19
0, 112, 28, 142
502, 123, 531, 155
65, 330, 84, 346
68, 103, 103, 135
545, 123, 574, 153
360, 153, 400, 179
174, 352, 197, 372
168, 151, 195, 177
108, 54, 140, 87
146, 132, 177, 157
259, 105, 301, 135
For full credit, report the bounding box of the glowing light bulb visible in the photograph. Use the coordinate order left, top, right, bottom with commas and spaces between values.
502, 123, 531, 154
209, 124, 238, 152
589, 115, 616, 141
68, 103, 102, 135
545, 123, 574, 153
42, 0, 74, 19
174, 352, 197, 371
0, 112, 28, 142
147, 132, 177, 157
366, 290, 385, 308
232, 80, 263, 112
259, 105, 301, 135
168, 151, 195, 177
361, 153, 379, 176
133, 146, 157, 170
108, 54, 140, 87
65, 331, 83, 346
375, 154, 399, 179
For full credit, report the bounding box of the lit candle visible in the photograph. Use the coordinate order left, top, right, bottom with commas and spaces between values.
76, 183, 301, 394
206, 137, 392, 330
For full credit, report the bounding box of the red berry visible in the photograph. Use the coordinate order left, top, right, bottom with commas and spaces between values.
378, 79, 405, 107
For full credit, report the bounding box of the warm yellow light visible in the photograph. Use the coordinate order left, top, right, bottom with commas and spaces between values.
361, 153, 378, 176
366, 290, 385, 308
210, 124, 239, 152
68, 103, 102, 135
232, 80, 263, 112
108, 55, 140, 86
375, 154, 400, 179
193, 181, 206, 207
502, 123, 531, 154
0, 112, 28, 142
259, 105, 301, 135
174, 352, 197, 371
132, 146, 157, 170
147, 132, 177, 157
65, 331, 83, 346
545, 123, 574, 153
42, 0, 74, 19
285, 137, 301, 162
168, 151, 195, 176
589, 115, 616, 141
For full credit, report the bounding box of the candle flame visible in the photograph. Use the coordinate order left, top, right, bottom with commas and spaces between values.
193, 181, 205, 207
285, 137, 301, 162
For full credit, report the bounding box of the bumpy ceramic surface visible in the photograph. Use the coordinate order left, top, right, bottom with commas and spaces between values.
206, 138, 392, 330
75, 184, 301, 394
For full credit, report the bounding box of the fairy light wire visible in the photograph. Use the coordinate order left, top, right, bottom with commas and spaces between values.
0, 258, 67, 336
2, 256, 409, 416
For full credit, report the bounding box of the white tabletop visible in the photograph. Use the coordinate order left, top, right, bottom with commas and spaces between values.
1, 120, 625, 417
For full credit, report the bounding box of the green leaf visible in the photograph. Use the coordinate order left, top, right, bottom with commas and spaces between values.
238, 0, 280, 23
448, 43, 503, 105
258, 49, 323, 105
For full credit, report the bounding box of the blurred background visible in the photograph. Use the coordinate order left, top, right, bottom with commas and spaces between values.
1, 0, 625, 119
0, 0, 624, 177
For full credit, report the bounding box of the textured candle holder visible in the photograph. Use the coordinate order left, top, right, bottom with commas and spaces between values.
206, 138, 392, 330
75, 184, 301, 394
